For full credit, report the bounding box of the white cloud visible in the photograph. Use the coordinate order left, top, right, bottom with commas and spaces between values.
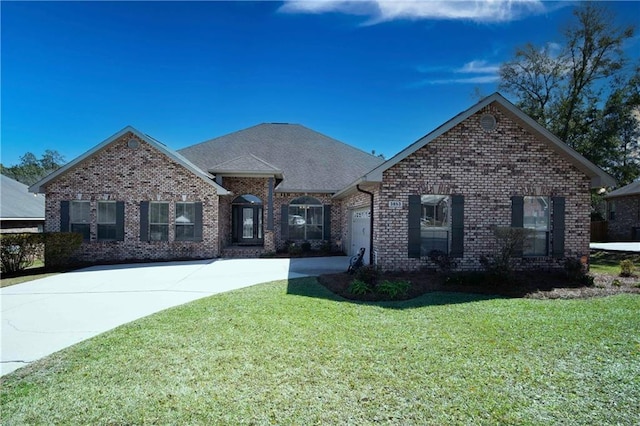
279, 0, 547, 24
414, 59, 501, 86
455, 60, 500, 75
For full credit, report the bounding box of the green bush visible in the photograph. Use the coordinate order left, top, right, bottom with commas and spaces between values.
347, 279, 372, 295
377, 280, 411, 299
564, 257, 593, 286
44, 232, 83, 269
0, 233, 44, 273
354, 264, 381, 286
319, 240, 332, 254
301, 241, 312, 252
288, 243, 302, 256
620, 260, 635, 277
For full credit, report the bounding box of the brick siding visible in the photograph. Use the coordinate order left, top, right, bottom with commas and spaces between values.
341, 104, 592, 272
44, 132, 221, 262
607, 195, 640, 241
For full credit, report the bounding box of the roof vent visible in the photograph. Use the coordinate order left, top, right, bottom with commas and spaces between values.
480, 114, 497, 132
127, 138, 140, 149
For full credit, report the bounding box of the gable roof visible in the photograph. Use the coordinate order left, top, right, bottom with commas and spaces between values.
1, 175, 45, 220
335, 92, 615, 198
178, 123, 384, 193
211, 154, 284, 179
605, 180, 640, 199
29, 126, 230, 195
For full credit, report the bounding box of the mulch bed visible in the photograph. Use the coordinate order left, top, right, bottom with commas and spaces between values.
317, 270, 640, 301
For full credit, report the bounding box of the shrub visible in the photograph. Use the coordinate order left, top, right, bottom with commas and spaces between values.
288, 243, 302, 256
44, 232, 83, 269
319, 240, 332, 254
428, 250, 455, 274
301, 241, 312, 253
348, 279, 372, 295
0, 233, 44, 273
354, 264, 381, 286
620, 260, 635, 277
564, 257, 593, 286
480, 227, 532, 280
377, 280, 411, 299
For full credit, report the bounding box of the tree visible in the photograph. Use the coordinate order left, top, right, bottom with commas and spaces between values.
499, 3, 639, 186
0, 150, 66, 186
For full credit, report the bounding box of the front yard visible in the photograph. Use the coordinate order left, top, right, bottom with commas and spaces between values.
1, 277, 639, 425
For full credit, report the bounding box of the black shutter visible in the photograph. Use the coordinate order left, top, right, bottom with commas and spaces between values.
450, 195, 464, 258
281, 204, 289, 239
408, 195, 421, 258
140, 201, 149, 241
323, 205, 331, 241
115, 201, 125, 241
60, 201, 70, 232
552, 197, 565, 258
194, 202, 203, 241
511, 196, 524, 257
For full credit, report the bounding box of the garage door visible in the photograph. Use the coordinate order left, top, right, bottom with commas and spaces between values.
350, 207, 371, 264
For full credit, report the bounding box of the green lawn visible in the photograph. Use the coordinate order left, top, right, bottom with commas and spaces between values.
1, 278, 639, 425
590, 251, 640, 275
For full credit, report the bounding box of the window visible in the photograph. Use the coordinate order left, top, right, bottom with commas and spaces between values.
175, 202, 195, 240
70, 200, 90, 240
97, 201, 117, 240
149, 202, 169, 241
420, 195, 451, 255
608, 200, 616, 220
523, 196, 549, 256
288, 196, 323, 240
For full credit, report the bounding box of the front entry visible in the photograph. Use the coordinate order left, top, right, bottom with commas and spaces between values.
232, 195, 264, 245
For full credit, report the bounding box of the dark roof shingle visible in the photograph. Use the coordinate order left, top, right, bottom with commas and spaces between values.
178, 123, 384, 192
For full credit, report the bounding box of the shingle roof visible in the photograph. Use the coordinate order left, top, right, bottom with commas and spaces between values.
211, 154, 283, 177
178, 123, 384, 192
1, 175, 45, 219
605, 180, 640, 198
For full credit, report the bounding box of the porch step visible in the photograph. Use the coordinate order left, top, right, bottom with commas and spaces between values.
221, 246, 265, 259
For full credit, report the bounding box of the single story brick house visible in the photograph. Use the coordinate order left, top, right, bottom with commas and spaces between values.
30, 93, 615, 270
605, 180, 640, 241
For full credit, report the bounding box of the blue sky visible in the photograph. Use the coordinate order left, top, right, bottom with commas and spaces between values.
2, 1, 639, 166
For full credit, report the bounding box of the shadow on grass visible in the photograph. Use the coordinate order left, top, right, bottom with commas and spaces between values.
285, 278, 500, 310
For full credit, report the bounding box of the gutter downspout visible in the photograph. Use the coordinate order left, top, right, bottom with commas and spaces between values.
356, 185, 374, 265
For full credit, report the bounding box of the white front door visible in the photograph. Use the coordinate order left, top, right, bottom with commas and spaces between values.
350, 207, 371, 264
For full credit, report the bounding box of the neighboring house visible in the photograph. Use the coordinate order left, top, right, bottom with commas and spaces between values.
30, 93, 615, 270
605, 180, 640, 241
1, 175, 45, 233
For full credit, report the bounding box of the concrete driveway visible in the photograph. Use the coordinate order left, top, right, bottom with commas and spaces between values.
1, 256, 349, 376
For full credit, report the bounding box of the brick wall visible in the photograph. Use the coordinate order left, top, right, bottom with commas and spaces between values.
607, 195, 640, 241
348, 104, 592, 271
44, 132, 221, 262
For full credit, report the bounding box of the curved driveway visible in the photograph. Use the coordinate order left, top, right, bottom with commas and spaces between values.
1, 256, 349, 376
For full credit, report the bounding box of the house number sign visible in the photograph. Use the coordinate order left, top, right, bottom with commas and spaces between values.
388, 200, 403, 209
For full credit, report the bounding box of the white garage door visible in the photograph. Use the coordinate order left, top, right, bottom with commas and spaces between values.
350, 207, 371, 264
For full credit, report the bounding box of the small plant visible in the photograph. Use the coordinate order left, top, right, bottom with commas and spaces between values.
288, 243, 302, 256
301, 241, 312, 253
377, 280, 411, 299
319, 240, 332, 254
348, 279, 372, 295
619, 260, 635, 277
428, 250, 455, 274
354, 264, 381, 286
611, 279, 622, 287
564, 257, 593, 286
480, 227, 532, 281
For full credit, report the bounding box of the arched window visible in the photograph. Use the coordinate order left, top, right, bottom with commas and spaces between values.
288, 196, 323, 240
